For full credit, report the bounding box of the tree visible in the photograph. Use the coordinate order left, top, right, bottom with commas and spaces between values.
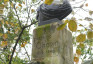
0, 0, 93, 64
0, 0, 39, 64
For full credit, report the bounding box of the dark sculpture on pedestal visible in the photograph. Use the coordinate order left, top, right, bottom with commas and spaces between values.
36, 0, 72, 26
30, 1, 73, 64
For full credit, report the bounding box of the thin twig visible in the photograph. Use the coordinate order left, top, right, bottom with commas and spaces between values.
13, 4, 22, 28
26, 0, 41, 24
31, 0, 41, 6
71, 0, 87, 5
77, 22, 90, 30
73, 7, 89, 12
24, 47, 30, 61
26, 0, 32, 24
25, 21, 38, 28
0, 57, 6, 64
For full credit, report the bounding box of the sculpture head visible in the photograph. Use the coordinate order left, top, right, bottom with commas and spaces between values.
36, 0, 72, 26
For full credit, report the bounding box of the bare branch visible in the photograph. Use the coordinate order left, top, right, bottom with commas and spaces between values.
8, 27, 25, 64
31, 0, 41, 6
73, 7, 89, 12
71, 0, 87, 5
13, 4, 22, 28
25, 21, 38, 28
8, 20, 37, 64
26, 0, 41, 25
24, 47, 30, 61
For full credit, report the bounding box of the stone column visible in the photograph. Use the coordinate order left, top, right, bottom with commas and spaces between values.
32, 22, 74, 64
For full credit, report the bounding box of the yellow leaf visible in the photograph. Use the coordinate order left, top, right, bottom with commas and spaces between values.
8, 31, 10, 33
77, 30, 81, 32
68, 20, 77, 32
79, 43, 84, 48
21, 42, 27, 47
0, 24, 1, 28
1, 19, 4, 24
1, 41, 7, 47
64, 20, 69, 23
76, 49, 81, 55
76, 34, 86, 42
0, 10, 3, 14
3, 34, 8, 40
0, 33, 3, 36
5, 21, 8, 25
87, 31, 93, 39
0, 4, 4, 9
71, 17, 76, 20
71, 11, 75, 15
44, 0, 54, 5
15, 23, 18, 26
21, 43, 25, 47
24, 41, 27, 44
4, 0, 9, 1
23, 1, 25, 4
15, 29, 19, 34
89, 11, 93, 15
4, 0, 9, 3
31, 9, 35, 13
74, 57, 79, 62
57, 23, 67, 30
16, 6, 18, 9
11, 3, 14, 8
17, 27, 20, 30
10, 22, 14, 27
89, 23, 93, 29
85, 28, 87, 31
79, 24, 83, 26
85, 3, 88, 7
18, 4, 22, 7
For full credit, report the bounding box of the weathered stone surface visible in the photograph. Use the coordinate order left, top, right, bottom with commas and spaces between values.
32, 22, 74, 64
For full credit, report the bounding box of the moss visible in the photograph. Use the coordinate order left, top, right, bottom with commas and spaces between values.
44, 24, 51, 42
35, 27, 43, 38
35, 24, 51, 38
44, 24, 51, 31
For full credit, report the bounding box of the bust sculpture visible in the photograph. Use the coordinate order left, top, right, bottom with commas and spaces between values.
36, 0, 72, 26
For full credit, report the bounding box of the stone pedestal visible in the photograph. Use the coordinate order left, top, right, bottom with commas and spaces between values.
32, 23, 74, 64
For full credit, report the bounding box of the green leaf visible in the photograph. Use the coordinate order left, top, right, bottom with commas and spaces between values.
57, 23, 67, 30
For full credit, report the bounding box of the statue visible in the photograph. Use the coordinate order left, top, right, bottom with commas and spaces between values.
36, 0, 72, 26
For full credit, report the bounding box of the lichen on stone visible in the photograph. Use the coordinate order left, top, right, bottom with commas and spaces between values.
35, 24, 51, 38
